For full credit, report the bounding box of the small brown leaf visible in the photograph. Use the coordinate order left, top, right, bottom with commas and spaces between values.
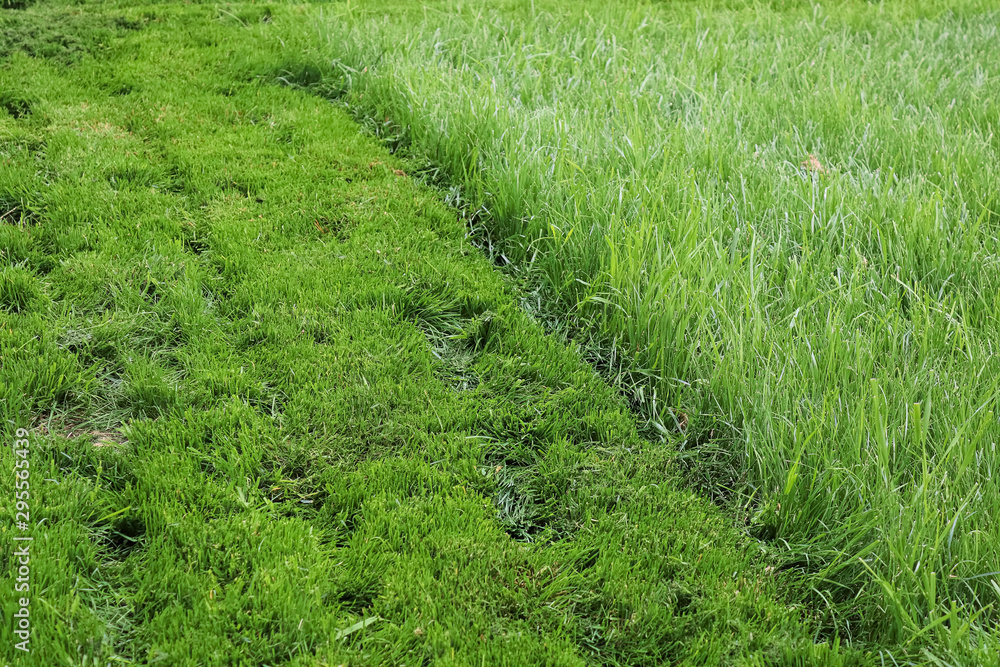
801, 154, 827, 173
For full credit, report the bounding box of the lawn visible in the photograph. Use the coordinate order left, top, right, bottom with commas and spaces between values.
284, 0, 1000, 662
0, 1, 859, 664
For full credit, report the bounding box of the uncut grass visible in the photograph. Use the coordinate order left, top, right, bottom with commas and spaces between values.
0, 2, 853, 664
292, 0, 1000, 660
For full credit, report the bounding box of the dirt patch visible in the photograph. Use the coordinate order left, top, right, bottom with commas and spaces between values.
38, 422, 127, 448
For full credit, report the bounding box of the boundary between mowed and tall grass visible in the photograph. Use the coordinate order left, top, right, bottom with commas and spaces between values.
256, 0, 1000, 663
0, 1, 865, 664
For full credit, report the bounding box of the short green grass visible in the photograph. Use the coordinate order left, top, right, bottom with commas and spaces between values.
1, 2, 855, 664
266, 0, 1000, 662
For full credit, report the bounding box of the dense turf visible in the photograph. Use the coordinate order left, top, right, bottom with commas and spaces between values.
0, 2, 861, 664
269, 0, 1000, 662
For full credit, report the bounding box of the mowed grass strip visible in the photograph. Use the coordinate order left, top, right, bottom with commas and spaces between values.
0, 3, 852, 665
290, 0, 1000, 661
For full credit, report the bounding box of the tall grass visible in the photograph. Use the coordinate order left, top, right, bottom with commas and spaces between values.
305, 0, 1000, 658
